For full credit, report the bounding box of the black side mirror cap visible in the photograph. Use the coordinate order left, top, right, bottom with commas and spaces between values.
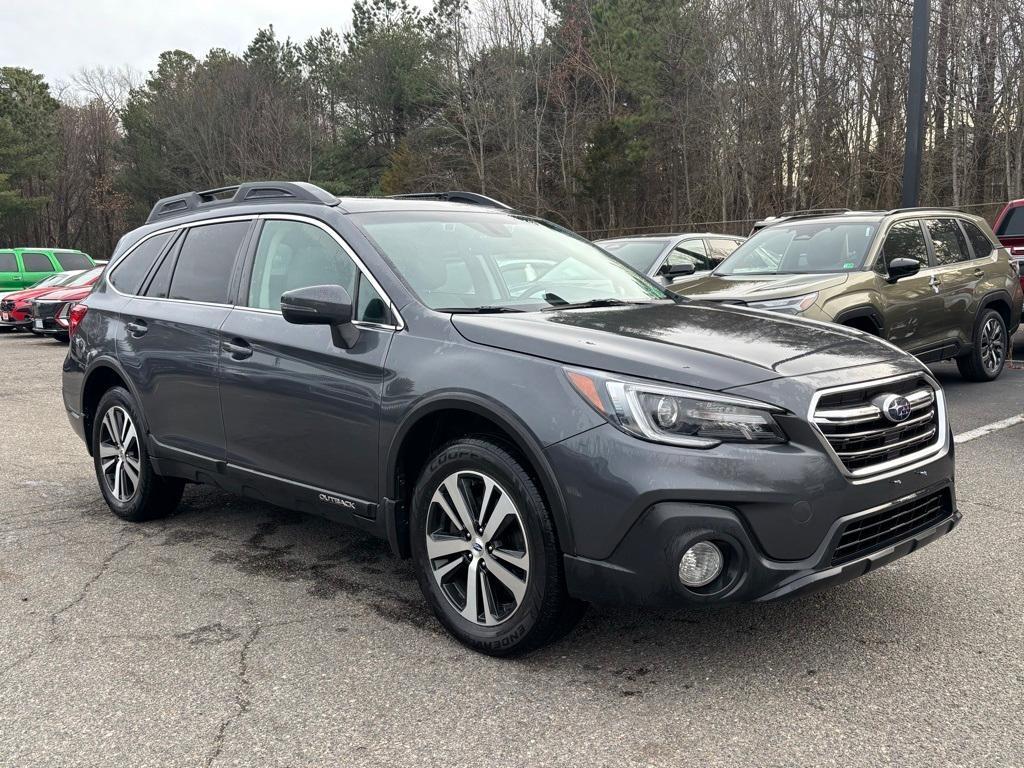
662, 262, 697, 278
886, 257, 921, 282
281, 284, 358, 348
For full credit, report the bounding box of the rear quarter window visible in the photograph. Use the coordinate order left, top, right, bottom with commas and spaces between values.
109, 233, 173, 295
54, 251, 93, 270
960, 220, 995, 259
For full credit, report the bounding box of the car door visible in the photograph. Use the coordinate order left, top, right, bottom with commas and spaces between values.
874, 219, 945, 352
218, 216, 396, 511
951, 219, 1003, 347
921, 218, 978, 348
0, 251, 20, 292
19, 251, 58, 286
118, 218, 253, 460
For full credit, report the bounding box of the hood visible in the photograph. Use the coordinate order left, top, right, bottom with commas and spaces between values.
8, 285, 71, 304
36, 285, 92, 303
671, 272, 849, 302
451, 302, 908, 392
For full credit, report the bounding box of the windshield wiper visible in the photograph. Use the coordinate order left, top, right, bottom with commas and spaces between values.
439, 306, 526, 314
541, 298, 657, 311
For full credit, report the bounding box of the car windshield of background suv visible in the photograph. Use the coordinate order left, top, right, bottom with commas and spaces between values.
355, 211, 669, 311
596, 239, 671, 273
717, 221, 879, 275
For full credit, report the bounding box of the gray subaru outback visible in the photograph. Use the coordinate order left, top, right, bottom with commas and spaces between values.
63, 182, 958, 655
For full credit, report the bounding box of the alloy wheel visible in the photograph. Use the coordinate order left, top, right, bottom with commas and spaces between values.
980, 316, 1005, 373
98, 406, 141, 503
424, 470, 530, 626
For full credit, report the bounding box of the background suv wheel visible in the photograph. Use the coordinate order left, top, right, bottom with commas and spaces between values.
410, 439, 585, 656
92, 387, 185, 521
957, 308, 1007, 382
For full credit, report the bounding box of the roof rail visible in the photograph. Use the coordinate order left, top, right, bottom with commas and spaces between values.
146, 181, 338, 224
388, 191, 515, 210
750, 208, 854, 233
884, 206, 964, 215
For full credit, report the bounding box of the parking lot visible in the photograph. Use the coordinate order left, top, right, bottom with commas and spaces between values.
1, 332, 1023, 768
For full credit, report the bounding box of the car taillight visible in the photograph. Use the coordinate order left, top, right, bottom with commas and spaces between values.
68, 303, 88, 337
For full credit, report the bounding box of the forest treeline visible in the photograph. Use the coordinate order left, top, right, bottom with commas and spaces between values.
1, 0, 1022, 258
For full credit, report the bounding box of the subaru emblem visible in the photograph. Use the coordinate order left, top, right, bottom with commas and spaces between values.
881, 394, 912, 423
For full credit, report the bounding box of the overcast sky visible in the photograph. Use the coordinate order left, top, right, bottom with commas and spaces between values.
1, 0, 429, 86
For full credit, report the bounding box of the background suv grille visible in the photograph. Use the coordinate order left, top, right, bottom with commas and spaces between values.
832, 489, 952, 564
812, 375, 941, 473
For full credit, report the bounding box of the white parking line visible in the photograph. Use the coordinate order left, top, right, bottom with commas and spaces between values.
954, 414, 1024, 445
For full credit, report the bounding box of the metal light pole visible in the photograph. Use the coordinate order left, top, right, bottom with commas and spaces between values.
900, 0, 931, 207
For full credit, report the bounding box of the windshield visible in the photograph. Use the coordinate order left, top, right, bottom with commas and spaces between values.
595, 239, 669, 273
716, 221, 879, 275
31, 271, 81, 288
67, 266, 104, 286
355, 211, 668, 311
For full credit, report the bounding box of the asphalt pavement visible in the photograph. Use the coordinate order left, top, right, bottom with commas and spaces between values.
1, 332, 1022, 767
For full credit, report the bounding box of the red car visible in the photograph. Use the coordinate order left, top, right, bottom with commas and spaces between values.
0, 270, 88, 331
993, 200, 1024, 292
25, 266, 105, 341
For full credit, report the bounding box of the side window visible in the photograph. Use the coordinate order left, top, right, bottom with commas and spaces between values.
109, 233, 172, 295
879, 220, 929, 274
166, 221, 250, 303
22, 252, 54, 272
707, 238, 741, 262
54, 251, 93, 270
960, 220, 994, 260
667, 239, 710, 270
0, 253, 16, 272
996, 206, 1024, 237
356, 273, 391, 324
247, 220, 357, 310
925, 218, 970, 266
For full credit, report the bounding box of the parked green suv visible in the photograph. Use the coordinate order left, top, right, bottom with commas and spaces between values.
673, 209, 1023, 381
0, 248, 95, 293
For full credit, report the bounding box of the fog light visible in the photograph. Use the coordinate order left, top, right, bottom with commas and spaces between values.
678, 541, 723, 587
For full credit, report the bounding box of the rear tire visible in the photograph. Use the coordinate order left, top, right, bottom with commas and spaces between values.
957, 308, 1007, 382
410, 438, 585, 656
92, 387, 184, 522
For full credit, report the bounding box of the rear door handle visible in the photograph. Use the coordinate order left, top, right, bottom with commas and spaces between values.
126, 319, 148, 337
973, 268, 985, 277
222, 338, 253, 360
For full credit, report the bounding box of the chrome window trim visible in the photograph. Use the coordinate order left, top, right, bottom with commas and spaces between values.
103, 212, 404, 330
807, 371, 949, 484
255, 213, 404, 330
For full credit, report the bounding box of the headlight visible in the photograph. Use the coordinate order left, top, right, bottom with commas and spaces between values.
746, 292, 818, 315
566, 369, 786, 448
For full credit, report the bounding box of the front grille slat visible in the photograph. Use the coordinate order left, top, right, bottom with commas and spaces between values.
831, 490, 951, 564
813, 376, 942, 474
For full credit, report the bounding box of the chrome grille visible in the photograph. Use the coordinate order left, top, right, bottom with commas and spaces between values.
812, 374, 943, 475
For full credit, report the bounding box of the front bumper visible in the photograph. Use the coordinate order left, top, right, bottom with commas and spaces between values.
547, 405, 956, 607
30, 301, 68, 336
563, 483, 958, 606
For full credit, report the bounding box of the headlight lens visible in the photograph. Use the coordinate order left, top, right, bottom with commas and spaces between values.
566, 369, 786, 448
746, 292, 818, 315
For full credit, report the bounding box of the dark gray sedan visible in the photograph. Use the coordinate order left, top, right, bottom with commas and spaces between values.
596, 233, 744, 286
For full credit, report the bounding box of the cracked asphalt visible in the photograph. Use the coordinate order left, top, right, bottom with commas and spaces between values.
2, 332, 1023, 768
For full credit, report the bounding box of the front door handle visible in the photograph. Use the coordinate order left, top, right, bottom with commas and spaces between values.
223, 338, 253, 360
126, 319, 148, 337
973, 268, 985, 277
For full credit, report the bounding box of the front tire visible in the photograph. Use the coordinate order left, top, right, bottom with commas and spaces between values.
92, 387, 184, 521
410, 439, 585, 656
957, 309, 1007, 382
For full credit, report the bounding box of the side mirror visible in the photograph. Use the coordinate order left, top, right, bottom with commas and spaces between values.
661, 262, 696, 278
886, 257, 921, 282
281, 284, 358, 348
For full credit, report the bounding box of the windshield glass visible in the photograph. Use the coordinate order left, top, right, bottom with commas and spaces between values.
355, 211, 668, 310
716, 221, 878, 275
67, 266, 104, 287
595, 239, 669, 273
31, 271, 81, 288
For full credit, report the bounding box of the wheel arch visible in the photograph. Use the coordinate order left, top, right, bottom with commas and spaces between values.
80, 358, 144, 456
384, 393, 575, 560
834, 305, 885, 336
977, 289, 1014, 332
